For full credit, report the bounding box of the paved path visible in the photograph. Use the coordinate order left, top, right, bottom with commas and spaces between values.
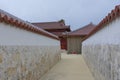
40, 53, 94, 80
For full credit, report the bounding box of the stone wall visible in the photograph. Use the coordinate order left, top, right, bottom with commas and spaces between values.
0, 12, 61, 80
82, 44, 120, 80
82, 16, 120, 80
0, 46, 61, 80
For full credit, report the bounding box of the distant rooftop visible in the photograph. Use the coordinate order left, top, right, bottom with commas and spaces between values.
32, 19, 71, 31
67, 23, 96, 37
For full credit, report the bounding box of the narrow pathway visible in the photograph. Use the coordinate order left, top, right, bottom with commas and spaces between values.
40, 53, 94, 80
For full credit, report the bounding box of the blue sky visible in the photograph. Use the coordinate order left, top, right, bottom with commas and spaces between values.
0, 0, 120, 30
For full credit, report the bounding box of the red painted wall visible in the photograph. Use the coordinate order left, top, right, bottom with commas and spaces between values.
60, 38, 67, 50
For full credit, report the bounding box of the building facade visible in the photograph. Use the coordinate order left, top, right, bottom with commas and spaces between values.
32, 19, 71, 50
66, 23, 95, 54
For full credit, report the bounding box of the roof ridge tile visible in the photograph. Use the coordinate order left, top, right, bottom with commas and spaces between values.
0, 9, 59, 40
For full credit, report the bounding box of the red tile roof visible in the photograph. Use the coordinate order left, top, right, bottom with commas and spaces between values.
0, 9, 59, 40
83, 5, 120, 41
32, 20, 71, 31
67, 23, 96, 37
51, 32, 65, 36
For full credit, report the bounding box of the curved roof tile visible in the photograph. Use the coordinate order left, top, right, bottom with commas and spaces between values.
83, 5, 120, 41
0, 9, 59, 40
32, 22, 71, 31
67, 23, 96, 37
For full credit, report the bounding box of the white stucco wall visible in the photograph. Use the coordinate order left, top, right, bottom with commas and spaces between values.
83, 18, 120, 45
82, 17, 120, 80
0, 22, 60, 46
0, 22, 61, 80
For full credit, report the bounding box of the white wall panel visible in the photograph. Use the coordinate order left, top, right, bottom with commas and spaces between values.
83, 18, 120, 45
0, 23, 60, 46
